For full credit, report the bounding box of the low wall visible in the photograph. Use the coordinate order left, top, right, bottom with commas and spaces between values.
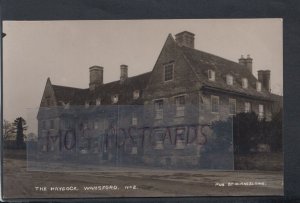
3, 149, 27, 160
234, 152, 283, 171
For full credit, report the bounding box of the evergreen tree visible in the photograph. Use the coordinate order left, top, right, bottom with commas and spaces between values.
13, 117, 27, 148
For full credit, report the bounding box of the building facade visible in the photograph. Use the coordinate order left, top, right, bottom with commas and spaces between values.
37, 31, 281, 168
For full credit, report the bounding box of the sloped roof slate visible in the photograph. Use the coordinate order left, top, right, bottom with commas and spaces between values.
51, 72, 151, 106
179, 46, 272, 100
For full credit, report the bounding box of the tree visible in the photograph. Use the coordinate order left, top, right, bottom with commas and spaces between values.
2, 120, 15, 140
199, 118, 234, 169
232, 111, 283, 154
269, 109, 283, 152
13, 117, 27, 148
233, 112, 262, 154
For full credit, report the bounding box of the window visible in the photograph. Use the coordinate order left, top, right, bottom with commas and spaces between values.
96, 98, 101, 106
199, 95, 204, 110
89, 120, 94, 129
94, 119, 105, 131
65, 103, 70, 109
42, 144, 47, 152
85, 101, 89, 108
256, 82, 262, 91
132, 112, 138, 126
229, 98, 236, 115
83, 121, 88, 130
258, 104, 264, 119
175, 128, 186, 149
208, 70, 215, 81
112, 95, 119, 104
175, 95, 185, 117
42, 121, 46, 130
94, 119, 99, 129
133, 90, 140, 100
62, 102, 70, 109
50, 120, 55, 129
164, 64, 174, 81
154, 130, 164, 150
211, 95, 219, 113
154, 99, 164, 119
64, 119, 72, 129
242, 78, 248, 88
226, 74, 233, 85
245, 102, 251, 113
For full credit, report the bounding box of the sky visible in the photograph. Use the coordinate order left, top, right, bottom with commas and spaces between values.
3, 19, 283, 134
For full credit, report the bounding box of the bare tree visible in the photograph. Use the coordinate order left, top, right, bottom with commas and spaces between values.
2, 120, 15, 140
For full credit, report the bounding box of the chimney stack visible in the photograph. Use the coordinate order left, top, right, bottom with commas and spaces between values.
89, 65, 103, 91
239, 54, 253, 73
238, 55, 246, 66
120, 64, 128, 84
175, 31, 195, 49
258, 70, 271, 92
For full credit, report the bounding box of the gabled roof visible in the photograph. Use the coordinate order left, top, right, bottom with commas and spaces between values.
47, 32, 275, 108
179, 45, 272, 100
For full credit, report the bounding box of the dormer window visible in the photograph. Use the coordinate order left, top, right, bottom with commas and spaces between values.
112, 94, 119, 104
242, 78, 248, 89
208, 70, 215, 81
256, 82, 262, 91
96, 98, 101, 106
226, 74, 233, 85
133, 90, 140, 100
164, 63, 174, 81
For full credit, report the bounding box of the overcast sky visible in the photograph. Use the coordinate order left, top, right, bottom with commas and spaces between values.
3, 19, 282, 133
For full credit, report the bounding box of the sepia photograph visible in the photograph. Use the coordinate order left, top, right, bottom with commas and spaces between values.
2, 19, 283, 199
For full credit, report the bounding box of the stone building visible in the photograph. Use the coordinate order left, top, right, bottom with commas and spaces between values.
37, 31, 281, 168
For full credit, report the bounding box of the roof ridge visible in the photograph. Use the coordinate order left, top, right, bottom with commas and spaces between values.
102, 71, 152, 86
52, 84, 84, 90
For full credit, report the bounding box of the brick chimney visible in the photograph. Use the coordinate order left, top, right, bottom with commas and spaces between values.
120, 64, 128, 84
258, 70, 271, 92
89, 65, 103, 91
239, 54, 253, 73
175, 31, 195, 49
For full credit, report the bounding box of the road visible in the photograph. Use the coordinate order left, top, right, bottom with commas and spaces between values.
2, 157, 283, 199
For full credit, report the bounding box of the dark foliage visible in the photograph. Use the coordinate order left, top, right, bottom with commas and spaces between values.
233, 111, 282, 154
269, 109, 283, 152
13, 117, 27, 149
233, 112, 261, 154
201, 109, 282, 160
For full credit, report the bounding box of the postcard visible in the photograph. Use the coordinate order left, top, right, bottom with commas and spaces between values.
2, 19, 283, 199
